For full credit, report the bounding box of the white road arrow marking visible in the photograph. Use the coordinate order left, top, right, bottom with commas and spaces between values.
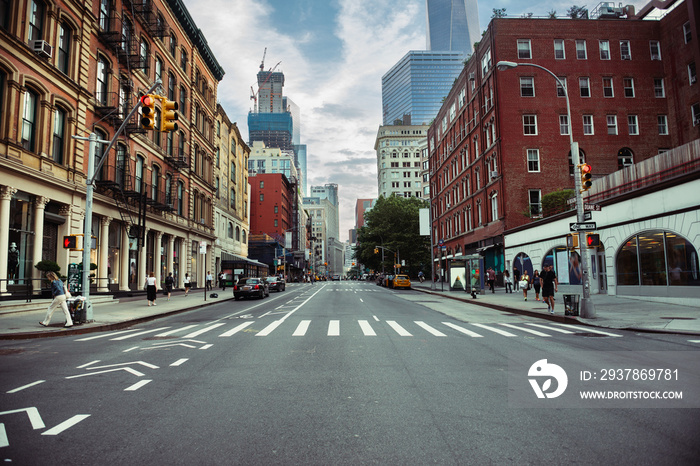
0, 408, 45, 447
66, 367, 145, 379
41, 415, 90, 435
124, 380, 152, 391
86, 361, 159, 370
6, 380, 45, 394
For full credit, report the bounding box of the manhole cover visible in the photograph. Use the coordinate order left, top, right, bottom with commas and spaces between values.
660, 317, 696, 320
573, 332, 607, 337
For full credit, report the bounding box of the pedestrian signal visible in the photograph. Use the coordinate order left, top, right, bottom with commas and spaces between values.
586, 233, 600, 248
566, 234, 579, 249
580, 163, 592, 191
140, 94, 156, 130
160, 98, 179, 132
63, 235, 78, 249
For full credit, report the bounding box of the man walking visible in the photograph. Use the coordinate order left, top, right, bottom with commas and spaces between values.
541, 264, 558, 314
487, 267, 496, 293
206, 271, 213, 291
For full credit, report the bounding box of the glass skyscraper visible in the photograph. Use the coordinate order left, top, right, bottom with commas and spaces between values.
426, 0, 480, 57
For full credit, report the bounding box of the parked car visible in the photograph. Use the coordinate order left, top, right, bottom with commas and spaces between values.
233, 277, 269, 300
383, 275, 395, 288
266, 276, 286, 292
331, 274, 340, 281
392, 274, 411, 289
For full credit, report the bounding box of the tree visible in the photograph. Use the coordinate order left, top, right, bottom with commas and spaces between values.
542, 189, 575, 217
354, 196, 431, 277
491, 8, 507, 19
567, 5, 589, 19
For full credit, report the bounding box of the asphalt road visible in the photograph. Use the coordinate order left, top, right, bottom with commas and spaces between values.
1, 281, 699, 465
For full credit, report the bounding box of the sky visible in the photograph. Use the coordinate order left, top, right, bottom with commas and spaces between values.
185, 0, 650, 242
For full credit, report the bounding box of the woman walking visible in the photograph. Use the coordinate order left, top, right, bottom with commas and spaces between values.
184, 273, 191, 296
145, 272, 158, 306
40, 272, 73, 328
532, 270, 542, 301
520, 270, 531, 301
165, 272, 174, 301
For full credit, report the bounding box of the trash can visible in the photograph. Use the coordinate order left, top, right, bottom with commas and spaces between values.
563, 294, 580, 316
67, 297, 86, 324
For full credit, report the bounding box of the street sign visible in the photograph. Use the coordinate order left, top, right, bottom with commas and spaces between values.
438, 239, 445, 246
566, 197, 576, 205
570, 222, 597, 232
583, 211, 592, 221
584, 203, 601, 211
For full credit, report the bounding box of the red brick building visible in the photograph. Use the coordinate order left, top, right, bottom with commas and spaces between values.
427, 0, 699, 284
249, 173, 293, 238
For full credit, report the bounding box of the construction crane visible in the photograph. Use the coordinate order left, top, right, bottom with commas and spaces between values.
249, 53, 282, 113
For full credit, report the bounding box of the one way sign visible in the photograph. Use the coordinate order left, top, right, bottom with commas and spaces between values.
570, 222, 597, 232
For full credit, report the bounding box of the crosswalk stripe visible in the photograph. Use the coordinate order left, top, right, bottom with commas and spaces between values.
415, 321, 447, 337
525, 323, 575, 334
387, 321, 412, 336
257, 320, 283, 336
220, 321, 254, 337
689, 340, 700, 343
293, 320, 311, 336
184, 323, 226, 338
75, 329, 139, 341
328, 320, 340, 336
471, 323, 517, 337
358, 320, 377, 336
552, 324, 623, 337
442, 322, 483, 337
110, 327, 171, 341
156, 325, 198, 337
500, 323, 551, 337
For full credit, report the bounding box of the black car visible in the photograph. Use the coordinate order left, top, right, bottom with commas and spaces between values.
266, 276, 286, 292
233, 277, 269, 300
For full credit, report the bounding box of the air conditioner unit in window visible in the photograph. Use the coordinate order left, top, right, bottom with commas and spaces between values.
32, 40, 53, 58
468, 72, 475, 81
691, 76, 697, 84
621, 54, 631, 60
446, 202, 451, 209
491, 171, 499, 179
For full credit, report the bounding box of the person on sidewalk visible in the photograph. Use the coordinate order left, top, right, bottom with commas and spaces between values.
184, 273, 191, 296
165, 272, 174, 301
145, 272, 158, 306
520, 270, 531, 301
470, 269, 479, 299
487, 267, 496, 293
541, 264, 558, 313
504, 270, 513, 293
40, 272, 73, 328
532, 270, 542, 301
206, 271, 213, 291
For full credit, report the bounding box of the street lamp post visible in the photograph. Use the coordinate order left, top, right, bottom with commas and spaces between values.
496, 61, 595, 318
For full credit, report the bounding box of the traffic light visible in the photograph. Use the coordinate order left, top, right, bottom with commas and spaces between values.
63, 235, 78, 249
580, 163, 592, 191
374, 248, 379, 254
160, 98, 179, 132
566, 234, 579, 249
140, 94, 156, 130
586, 233, 600, 248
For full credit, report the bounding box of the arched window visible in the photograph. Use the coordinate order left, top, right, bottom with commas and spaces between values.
168, 72, 175, 100
139, 37, 149, 74
543, 247, 581, 285
242, 230, 247, 244
121, 17, 133, 52
180, 48, 187, 72
57, 21, 72, 75
151, 164, 161, 203
618, 147, 634, 169
115, 144, 127, 188
96, 56, 109, 105
52, 107, 66, 163
235, 226, 240, 241
165, 173, 172, 206
490, 191, 498, 222
169, 32, 177, 56
513, 252, 533, 278
135, 155, 145, 193
154, 56, 163, 83
228, 222, 233, 239
178, 130, 185, 156
177, 180, 184, 216
94, 128, 108, 181
179, 85, 186, 114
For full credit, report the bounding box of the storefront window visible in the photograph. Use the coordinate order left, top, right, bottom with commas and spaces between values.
638, 232, 666, 285
617, 237, 639, 285
8, 194, 34, 284
666, 233, 699, 286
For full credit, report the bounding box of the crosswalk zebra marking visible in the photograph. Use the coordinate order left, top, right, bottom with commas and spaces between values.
500, 323, 551, 337
328, 320, 340, 336
111, 327, 171, 341
387, 321, 412, 336
358, 320, 377, 336
219, 321, 254, 337
156, 325, 198, 337
293, 320, 311, 336
471, 323, 517, 337
525, 323, 575, 334
257, 320, 283, 336
415, 321, 447, 337
442, 322, 484, 337
551, 323, 623, 337
183, 323, 226, 338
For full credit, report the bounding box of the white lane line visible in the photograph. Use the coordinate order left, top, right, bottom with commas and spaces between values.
689, 340, 700, 343
387, 321, 412, 336
373, 316, 380, 322
551, 324, 623, 337
525, 323, 576, 334
200, 344, 213, 350
328, 320, 340, 336
77, 360, 100, 369
110, 327, 171, 341
257, 320, 283, 336
123, 346, 139, 353
6, 380, 45, 394
219, 321, 254, 337
124, 380, 152, 391
360, 298, 364, 303
156, 325, 198, 337
170, 358, 188, 366
0, 424, 7, 448
293, 320, 311, 336
471, 323, 517, 337
75, 329, 139, 341
442, 322, 484, 337
358, 320, 377, 336
184, 323, 226, 338
41, 415, 90, 436
500, 323, 551, 337
415, 321, 447, 337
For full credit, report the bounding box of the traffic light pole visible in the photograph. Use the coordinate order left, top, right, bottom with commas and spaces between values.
72, 80, 161, 321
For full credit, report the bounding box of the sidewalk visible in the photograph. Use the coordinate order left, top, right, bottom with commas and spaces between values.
411, 282, 700, 335
0, 283, 698, 340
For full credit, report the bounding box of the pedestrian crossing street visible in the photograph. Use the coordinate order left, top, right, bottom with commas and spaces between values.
74, 320, 624, 342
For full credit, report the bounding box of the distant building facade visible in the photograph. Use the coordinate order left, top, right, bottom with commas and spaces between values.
375, 125, 429, 199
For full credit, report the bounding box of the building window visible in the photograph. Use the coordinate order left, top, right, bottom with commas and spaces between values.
139, 38, 149, 73
654, 78, 665, 98
517, 39, 531, 59
556, 76, 567, 97
599, 40, 610, 60
649, 41, 661, 60
603, 77, 614, 97
683, 22, 692, 44
259, 181, 264, 189
523, 115, 537, 135
57, 22, 71, 75
99, 0, 110, 31
490, 192, 498, 222
52, 107, 66, 164
178, 130, 185, 156
618, 147, 634, 169
180, 48, 187, 72
692, 103, 700, 126
579, 77, 590, 97
623, 78, 635, 97
689, 62, 697, 85
169, 33, 177, 56
657, 115, 668, 135
620, 40, 631, 60
520, 77, 534, 97
575, 40, 587, 59
583, 115, 594, 135
527, 149, 540, 172
96, 56, 109, 105
607, 115, 618, 135
177, 181, 184, 216
28, 0, 45, 41
21, 89, 38, 152
627, 115, 639, 135
481, 48, 491, 76
528, 190, 542, 217
259, 193, 264, 201
230, 188, 236, 209
179, 86, 186, 115
554, 39, 565, 59
477, 201, 482, 225
559, 115, 570, 135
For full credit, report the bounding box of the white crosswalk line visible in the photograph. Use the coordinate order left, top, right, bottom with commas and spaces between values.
328, 320, 340, 336
110, 327, 171, 341
689, 340, 700, 343
358, 320, 377, 336
75, 329, 140, 341
500, 323, 551, 337
442, 322, 484, 337
387, 321, 412, 336
220, 321, 254, 337
551, 323, 623, 337
525, 323, 576, 334
415, 321, 447, 337
293, 320, 311, 336
155, 325, 198, 337
184, 323, 226, 338
471, 323, 517, 337
257, 320, 283, 336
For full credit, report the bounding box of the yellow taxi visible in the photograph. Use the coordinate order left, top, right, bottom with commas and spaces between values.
392, 274, 411, 289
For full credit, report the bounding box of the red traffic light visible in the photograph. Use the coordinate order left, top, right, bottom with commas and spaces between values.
586, 233, 600, 248
140, 94, 155, 106
581, 163, 592, 174
63, 235, 77, 249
